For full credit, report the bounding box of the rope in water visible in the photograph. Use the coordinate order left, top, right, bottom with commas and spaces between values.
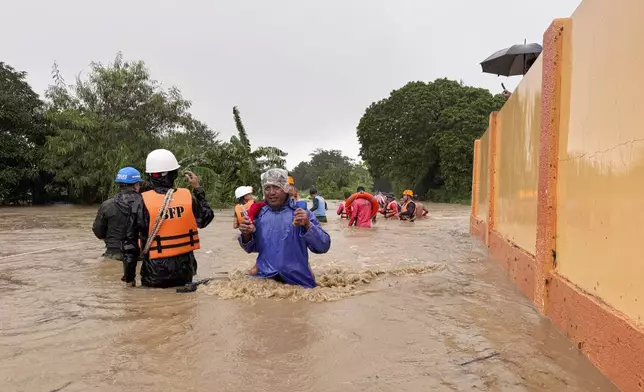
142, 189, 174, 255
0, 241, 92, 261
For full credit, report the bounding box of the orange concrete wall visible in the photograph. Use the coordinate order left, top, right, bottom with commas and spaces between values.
492, 58, 542, 255
475, 130, 490, 222
555, 0, 644, 326
469, 1, 644, 390
470, 140, 481, 218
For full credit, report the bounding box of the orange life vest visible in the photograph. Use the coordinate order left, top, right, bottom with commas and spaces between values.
142, 188, 200, 259
385, 200, 399, 217
234, 200, 254, 224
400, 199, 415, 220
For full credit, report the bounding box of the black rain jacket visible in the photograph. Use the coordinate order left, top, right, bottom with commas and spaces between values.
92, 188, 142, 257
122, 186, 214, 288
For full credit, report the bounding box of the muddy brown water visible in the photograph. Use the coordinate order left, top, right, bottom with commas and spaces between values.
0, 203, 618, 392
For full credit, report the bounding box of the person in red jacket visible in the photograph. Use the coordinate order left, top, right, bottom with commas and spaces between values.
336, 191, 351, 219
348, 187, 374, 228
381, 194, 399, 218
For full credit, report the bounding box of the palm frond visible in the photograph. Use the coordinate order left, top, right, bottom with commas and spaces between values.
232, 106, 251, 153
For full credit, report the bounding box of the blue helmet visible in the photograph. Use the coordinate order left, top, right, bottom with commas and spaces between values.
115, 167, 142, 184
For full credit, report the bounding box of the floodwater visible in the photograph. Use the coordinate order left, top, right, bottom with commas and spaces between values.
0, 203, 618, 392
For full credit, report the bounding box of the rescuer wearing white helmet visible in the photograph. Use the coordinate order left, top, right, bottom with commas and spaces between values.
233, 186, 255, 229
121, 149, 214, 288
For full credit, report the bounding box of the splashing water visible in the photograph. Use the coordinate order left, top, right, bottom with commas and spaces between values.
201, 264, 445, 302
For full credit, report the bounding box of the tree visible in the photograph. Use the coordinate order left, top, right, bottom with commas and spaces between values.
291, 149, 373, 199
174, 106, 287, 207
162, 122, 223, 205
215, 106, 287, 202
356, 78, 505, 202
227, 106, 287, 189
0, 54, 288, 207
0, 62, 49, 204
43, 52, 212, 203
291, 149, 353, 190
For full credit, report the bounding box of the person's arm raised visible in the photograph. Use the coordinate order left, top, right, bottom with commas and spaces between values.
186, 171, 214, 229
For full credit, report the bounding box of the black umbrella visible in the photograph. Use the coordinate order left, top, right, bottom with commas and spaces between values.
480, 43, 542, 76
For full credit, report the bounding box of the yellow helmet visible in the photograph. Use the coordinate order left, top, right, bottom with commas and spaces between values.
288, 176, 295, 185
402, 189, 414, 196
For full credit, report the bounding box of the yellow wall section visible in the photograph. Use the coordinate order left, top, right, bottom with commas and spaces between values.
556, 0, 644, 323
492, 57, 542, 255
476, 130, 489, 221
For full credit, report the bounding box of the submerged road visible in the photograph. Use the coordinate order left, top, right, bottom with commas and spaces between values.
0, 203, 618, 391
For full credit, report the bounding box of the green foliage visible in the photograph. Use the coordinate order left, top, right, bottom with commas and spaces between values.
0, 62, 50, 204
0, 53, 286, 206
224, 106, 287, 197
179, 106, 287, 207
1, 58, 502, 207
291, 149, 354, 190
291, 149, 373, 199
43, 53, 204, 203
357, 78, 505, 202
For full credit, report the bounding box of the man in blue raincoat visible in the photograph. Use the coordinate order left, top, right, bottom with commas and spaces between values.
237, 168, 331, 288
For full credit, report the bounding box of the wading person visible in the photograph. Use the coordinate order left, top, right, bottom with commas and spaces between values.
233, 186, 255, 229
92, 167, 142, 260
399, 189, 416, 222
349, 186, 375, 228
238, 168, 330, 288
288, 176, 299, 200
336, 191, 352, 220
234, 185, 261, 276
121, 149, 214, 288
381, 194, 399, 219
412, 194, 429, 219
309, 187, 328, 223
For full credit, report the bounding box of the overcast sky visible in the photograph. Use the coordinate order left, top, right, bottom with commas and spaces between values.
3, 0, 581, 169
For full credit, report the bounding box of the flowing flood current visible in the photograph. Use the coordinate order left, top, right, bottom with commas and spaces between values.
0, 203, 618, 392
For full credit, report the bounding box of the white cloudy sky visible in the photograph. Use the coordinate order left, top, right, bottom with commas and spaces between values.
3, 0, 581, 169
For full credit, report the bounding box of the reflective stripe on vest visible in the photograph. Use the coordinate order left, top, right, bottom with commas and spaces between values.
401, 200, 413, 213
314, 195, 326, 217
234, 200, 254, 224
142, 188, 200, 259
386, 201, 399, 216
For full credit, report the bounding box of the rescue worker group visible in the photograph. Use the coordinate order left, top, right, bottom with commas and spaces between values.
93, 149, 430, 289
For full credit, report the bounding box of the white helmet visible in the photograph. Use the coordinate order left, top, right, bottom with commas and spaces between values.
145, 149, 180, 173
235, 186, 253, 199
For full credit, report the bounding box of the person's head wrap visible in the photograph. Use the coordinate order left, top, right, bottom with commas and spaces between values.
260, 168, 289, 191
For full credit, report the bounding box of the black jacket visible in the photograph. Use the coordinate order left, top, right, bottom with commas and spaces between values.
122, 186, 214, 288
92, 189, 141, 254
400, 200, 416, 219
